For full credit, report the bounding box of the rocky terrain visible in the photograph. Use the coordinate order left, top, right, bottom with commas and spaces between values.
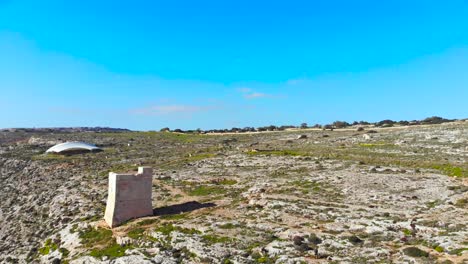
0, 122, 467, 263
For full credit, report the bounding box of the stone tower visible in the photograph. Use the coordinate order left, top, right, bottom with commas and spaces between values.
104, 166, 153, 228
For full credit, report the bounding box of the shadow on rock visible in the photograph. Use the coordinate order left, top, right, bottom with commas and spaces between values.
153, 201, 216, 216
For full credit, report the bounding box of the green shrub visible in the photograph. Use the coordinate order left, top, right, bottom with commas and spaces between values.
59, 247, 70, 257
219, 223, 237, 229
70, 224, 79, 233
403, 247, 429, 257
402, 229, 412, 236
434, 246, 444, 253
347, 235, 364, 244
38, 239, 59, 255
455, 198, 467, 208
448, 248, 468, 256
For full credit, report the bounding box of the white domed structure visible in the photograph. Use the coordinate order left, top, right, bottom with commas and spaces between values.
46, 142, 101, 154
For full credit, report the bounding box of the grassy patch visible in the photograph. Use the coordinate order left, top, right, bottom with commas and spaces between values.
154, 223, 201, 236
32, 154, 73, 161
38, 239, 59, 255
77, 226, 134, 259
79, 215, 102, 222
154, 223, 178, 236
127, 228, 145, 239
426, 199, 443, 208
217, 179, 238, 185
246, 150, 308, 156
358, 143, 394, 148
159, 132, 203, 143
89, 243, 133, 259
202, 234, 233, 245
255, 256, 278, 263
298, 144, 468, 178
79, 227, 113, 247
186, 153, 215, 162
187, 185, 227, 196
403, 229, 413, 236
137, 218, 159, 226
432, 165, 466, 177
160, 213, 189, 221
292, 180, 323, 192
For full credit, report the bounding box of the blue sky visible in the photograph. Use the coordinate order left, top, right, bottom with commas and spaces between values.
0, 0, 467, 130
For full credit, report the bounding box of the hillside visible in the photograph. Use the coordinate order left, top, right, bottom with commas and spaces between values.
0, 122, 467, 263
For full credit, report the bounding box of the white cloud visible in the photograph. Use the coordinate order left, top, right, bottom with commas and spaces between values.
244, 92, 270, 99
237, 88, 274, 99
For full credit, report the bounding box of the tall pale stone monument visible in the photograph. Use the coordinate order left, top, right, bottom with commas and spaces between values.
104, 166, 153, 228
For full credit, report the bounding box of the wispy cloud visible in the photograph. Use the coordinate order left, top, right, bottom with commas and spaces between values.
237, 88, 274, 99
237, 87, 252, 93
130, 104, 219, 116
244, 92, 270, 99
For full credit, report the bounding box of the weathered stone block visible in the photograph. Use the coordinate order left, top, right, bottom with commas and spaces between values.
104, 166, 153, 228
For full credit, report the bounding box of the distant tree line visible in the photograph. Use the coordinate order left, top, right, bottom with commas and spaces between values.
159, 116, 459, 134
0, 127, 131, 133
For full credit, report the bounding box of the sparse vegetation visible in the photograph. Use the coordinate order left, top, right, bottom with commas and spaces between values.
38, 239, 59, 255
217, 179, 238, 185
403, 247, 429, 258
455, 198, 467, 208
187, 185, 227, 196
1, 121, 467, 263
154, 223, 202, 236
431, 164, 466, 177
448, 248, 468, 256
202, 234, 233, 245
127, 228, 145, 239
219, 223, 237, 229
246, 149, 308, 156
160, 213, 189, 220
89, 243, 133, 259
79, 227, 114, 247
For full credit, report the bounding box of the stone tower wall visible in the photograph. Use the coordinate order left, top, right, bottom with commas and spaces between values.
104, 167, 153, 228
